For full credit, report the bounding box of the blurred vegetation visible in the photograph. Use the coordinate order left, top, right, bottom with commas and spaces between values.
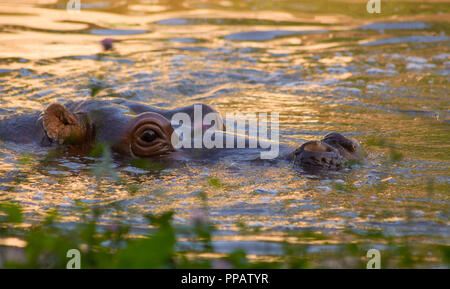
364, 134, 404, 164
0, 200, 448, 269
0, 130, 448, 269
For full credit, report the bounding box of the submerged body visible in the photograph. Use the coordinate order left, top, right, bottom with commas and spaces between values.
0, 99, 366, 171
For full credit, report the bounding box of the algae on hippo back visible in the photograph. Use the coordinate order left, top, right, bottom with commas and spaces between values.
0, 98, 367, 172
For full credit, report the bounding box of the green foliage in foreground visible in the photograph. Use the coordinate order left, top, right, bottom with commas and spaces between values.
0, 201, 448, 269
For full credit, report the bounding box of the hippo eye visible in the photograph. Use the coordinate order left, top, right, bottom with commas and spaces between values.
140, 130, 157, 143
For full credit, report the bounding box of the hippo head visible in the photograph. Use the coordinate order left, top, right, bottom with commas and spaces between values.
40, 100, 366, 171
42, 102, 177, 157
293, 132, 366, 171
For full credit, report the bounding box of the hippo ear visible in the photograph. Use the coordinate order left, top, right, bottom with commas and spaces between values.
43, 103, 85, 144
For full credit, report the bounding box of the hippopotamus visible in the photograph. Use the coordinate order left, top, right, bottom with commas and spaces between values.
0, 99, 366, 171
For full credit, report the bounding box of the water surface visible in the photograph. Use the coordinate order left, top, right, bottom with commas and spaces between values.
0, 0, 449, 268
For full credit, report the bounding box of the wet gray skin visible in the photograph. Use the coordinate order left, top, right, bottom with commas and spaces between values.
0, 99, 365, 171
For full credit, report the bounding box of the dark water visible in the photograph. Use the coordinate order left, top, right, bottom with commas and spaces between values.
0, 0, 449, 267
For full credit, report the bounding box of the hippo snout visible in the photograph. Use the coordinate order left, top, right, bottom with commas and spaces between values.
116, 112, 177, 158
293, 133, 366, 171
294, 140, 344, 170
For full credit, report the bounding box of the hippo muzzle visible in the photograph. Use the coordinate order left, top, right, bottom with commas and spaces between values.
294, 140, 344, 170
293, 133, 366, 171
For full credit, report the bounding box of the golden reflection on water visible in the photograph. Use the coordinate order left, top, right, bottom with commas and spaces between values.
0, 0, 449, 265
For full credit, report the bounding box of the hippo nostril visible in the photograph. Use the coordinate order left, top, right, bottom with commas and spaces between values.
140, 130, 157, 143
